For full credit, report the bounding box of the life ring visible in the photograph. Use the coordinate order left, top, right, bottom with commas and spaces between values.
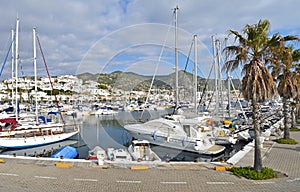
206, 119, 212, 124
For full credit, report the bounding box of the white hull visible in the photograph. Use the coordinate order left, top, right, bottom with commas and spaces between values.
124, 118, 226, 156
0, 129, 79, 149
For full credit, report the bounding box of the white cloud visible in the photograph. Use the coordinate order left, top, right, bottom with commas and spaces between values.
0, 0, 299, 80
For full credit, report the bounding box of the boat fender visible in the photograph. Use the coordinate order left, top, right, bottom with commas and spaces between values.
182, 139, 186, 146
166, 137, 170, 142
152, 132, 157, 140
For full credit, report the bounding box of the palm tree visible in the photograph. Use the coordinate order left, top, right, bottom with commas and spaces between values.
267, 45, 300, 140
287, 58, 300, 128
224, 19, 277, 172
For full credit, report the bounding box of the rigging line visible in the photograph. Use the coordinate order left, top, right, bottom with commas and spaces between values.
0, 39, 14, 77
36, 33, 65, 124
198, 60, 214, 109
179, 39, 194, 105
230, 77, 248, 120
183, 40, 194, 72
140, 13, 174, 119
0, 34, 12, 65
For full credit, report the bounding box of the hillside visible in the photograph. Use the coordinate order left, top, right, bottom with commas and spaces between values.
76, 71, 241, 92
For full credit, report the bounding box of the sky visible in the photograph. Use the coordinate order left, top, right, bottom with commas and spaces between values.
0, 0, 300, 80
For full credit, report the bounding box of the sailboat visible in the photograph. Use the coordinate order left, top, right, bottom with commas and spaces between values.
0, 19, 79, 149
123, 7, 226, 160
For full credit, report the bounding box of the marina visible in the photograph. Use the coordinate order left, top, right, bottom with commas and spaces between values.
1, 129, 299, 192
0, 1, 300, 192
0, 107, 284, 164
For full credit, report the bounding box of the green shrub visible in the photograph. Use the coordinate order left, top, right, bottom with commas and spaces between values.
274, 138, 298, 144
290, 127, 300, 131
227, 166, 277, 180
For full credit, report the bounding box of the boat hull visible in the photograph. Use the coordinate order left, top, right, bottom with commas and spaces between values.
0, 129, 79, 149
127, 130, 225, 156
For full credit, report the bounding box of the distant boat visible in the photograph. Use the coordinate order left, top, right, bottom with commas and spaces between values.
50, 146, 78, 159
94, 106, 118, 116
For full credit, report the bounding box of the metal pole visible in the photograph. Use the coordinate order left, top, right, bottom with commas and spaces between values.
212, 36, 218, 117
11, 29, 14, 108
193, 35, 197, 113
174, 5, 179, 107
33, 27, 38, 123
15, 18, 19, 121
216, 39, 223, 118
225, 38, 231, 117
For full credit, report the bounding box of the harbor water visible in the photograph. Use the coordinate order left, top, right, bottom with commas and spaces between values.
0, 109, 246, 162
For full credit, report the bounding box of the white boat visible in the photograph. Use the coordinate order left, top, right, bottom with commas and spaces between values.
0, 139, 78, 157
124, 117, 225, 158
193, 116, 238, 145
94, 106, 118, 116
87, 146, 107, 161
0, 21, 79, 149
106, 148, 132, 162
0, 117, 79, 149
127, 139, 161, 162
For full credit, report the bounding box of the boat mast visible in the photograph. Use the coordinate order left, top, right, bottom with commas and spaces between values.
11, 29, 14, 108
193, 35, 197, 113
15, 18, 19, 121
174, 5, 179, 108
212, 36, 218, 117
225, 37, 231, 117
216, 39, 223, 118
33, 27, 38, 123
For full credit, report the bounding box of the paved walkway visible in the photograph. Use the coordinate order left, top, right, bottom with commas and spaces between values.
0, 130, 299, 192
232, 131, 300, 178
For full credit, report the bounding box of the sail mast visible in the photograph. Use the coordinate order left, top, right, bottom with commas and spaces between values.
15, 18, 19, 121
11, 29, 14, 108
212, 36, 218, 117
174, 5, 179, 107
225, 38, 231, 117
33, 27, 38, 123
193, 35, 197, 113
216, 39, 223, 118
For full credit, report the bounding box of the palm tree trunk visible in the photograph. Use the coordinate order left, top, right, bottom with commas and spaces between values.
282, 97, 291, 139
291, 106, 295, 128
252, 101, 262, 172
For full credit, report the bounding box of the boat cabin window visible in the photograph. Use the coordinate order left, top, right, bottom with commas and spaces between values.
133, 142, 150, 147
115, 155, 128, 159
158, 123, 176, 134
183, 125, 198, 138
183, 125, 191, 136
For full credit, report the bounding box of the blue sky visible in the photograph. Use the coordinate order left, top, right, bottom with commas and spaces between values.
0, 0, 300, 80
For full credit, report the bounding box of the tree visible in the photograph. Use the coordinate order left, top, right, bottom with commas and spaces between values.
267, 44, 300, 139
224, 19, 277, 172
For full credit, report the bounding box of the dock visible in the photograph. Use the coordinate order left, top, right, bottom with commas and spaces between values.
0, 131, 299, 191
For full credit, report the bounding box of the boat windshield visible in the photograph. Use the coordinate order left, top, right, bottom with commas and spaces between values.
116, 155, 128, 159
133, 142, 150, 147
